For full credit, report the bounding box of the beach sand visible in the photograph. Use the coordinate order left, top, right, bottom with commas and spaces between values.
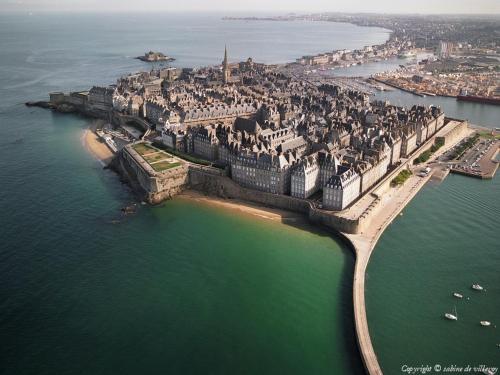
82, 121, 115, 166
80, 127, 308, 227
177, 190, 308, 225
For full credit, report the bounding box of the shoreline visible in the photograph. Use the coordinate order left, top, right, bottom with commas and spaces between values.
81, 121, 115, 167
177, 190, 308, 225
77, 109, 470, 375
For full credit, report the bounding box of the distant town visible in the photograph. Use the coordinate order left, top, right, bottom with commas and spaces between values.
227, 13, 499, 103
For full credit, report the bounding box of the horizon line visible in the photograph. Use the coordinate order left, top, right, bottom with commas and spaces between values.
1, 10, 500, 16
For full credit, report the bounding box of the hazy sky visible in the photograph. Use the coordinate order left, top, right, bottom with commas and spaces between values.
2, 0, 500, 14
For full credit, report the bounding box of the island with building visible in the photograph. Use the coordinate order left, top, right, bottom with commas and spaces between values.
26, 40, 499, 375
136, 51, 175, 62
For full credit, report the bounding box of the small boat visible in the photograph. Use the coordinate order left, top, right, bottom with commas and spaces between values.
445, 306, 458, 321
472, 284, 484, 291
480, 321, 491, 327
453, 292, 463, 299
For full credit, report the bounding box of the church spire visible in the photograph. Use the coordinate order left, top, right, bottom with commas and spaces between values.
223, 45, 230, 84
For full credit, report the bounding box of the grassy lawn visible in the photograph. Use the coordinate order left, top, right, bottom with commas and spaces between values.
391, 169, 412, 187
151, 161, 181, 172
143, 152, 167, 163
152, 141, 212, 166
132, 143, 157, 155
414, 150, 432, 164
478, 131, 500, 140
132, 142, 184, 172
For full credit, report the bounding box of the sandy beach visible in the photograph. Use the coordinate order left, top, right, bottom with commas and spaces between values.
82, 121, 115, 166
78, 122, 308, 227
178, 190, 308, 225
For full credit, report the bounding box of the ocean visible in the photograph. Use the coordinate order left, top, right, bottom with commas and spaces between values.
0, 12, 498, 375
0, 12, 388, 375
366, 175, 499, 374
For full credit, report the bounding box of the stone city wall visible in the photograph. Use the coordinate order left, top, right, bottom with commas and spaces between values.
188, 167, 361, 233
119, 147, 190, 204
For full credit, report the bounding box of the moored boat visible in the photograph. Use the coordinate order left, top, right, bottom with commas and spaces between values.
444, 306, 458, 321
456, 95, 500, 106
453, 292, 463, 299
480, 321, 491, 326
472, 284, 484, 291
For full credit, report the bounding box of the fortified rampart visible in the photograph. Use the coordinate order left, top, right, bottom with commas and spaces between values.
189, 166, 361, 233
117, 119, 469, 236
119, 146, 190, 204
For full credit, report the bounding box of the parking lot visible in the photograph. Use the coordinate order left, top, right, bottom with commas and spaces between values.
451, 138, 499, 178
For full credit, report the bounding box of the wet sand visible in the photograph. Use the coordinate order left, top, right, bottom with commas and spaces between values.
177, 190, 307, 225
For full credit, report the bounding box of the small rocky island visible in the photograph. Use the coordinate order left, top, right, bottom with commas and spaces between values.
136, 51, 175, 62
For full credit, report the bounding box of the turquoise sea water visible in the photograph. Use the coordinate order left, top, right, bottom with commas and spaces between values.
0, 13, 383, 375
0, 13, 498, 375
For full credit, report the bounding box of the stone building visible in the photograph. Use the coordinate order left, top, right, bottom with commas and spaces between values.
416, 121, 430, 145
357, 155, 390, 194
400, 126, 418, 157
162, 128, 186, 153
276, 136, 308, 157
387, 134, 402, 166
193, 125, 219, 161
143, 79, 163, 97
88, 86, 115, 113
145, 99, 170, 127
290, 154, 320, 199
259, 127, 294, 148
318, 151, 340, 188
231, 151, 294, 195
323, 166, 361, 211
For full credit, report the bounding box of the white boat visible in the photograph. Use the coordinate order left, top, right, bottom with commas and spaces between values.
453, 292, 463, 299
445, 306, 458, 321
480, 321, 491, 326
472, 284, 484, 291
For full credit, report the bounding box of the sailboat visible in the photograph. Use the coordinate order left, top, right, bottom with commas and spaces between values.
445, 306, 458, 321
